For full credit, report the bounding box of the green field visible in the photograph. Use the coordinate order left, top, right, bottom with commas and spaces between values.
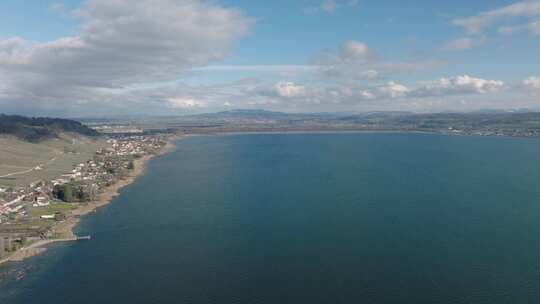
27, 202, 77, 217
0, 218, 54, 236
0, 134, 108, 187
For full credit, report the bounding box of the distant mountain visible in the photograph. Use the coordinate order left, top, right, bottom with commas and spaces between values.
195, 109, 293, 119
0, 114, 99, 142
196, 109, 420, 121
218, 109, 285, 116
469, 108, 534, 114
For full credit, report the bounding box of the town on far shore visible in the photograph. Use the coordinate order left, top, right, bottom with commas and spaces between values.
0, 132, 170, 260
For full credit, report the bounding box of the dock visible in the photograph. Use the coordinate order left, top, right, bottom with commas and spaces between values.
0, 235, 92, 265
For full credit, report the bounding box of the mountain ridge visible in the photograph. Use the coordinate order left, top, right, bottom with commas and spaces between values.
0, 114, 99, 142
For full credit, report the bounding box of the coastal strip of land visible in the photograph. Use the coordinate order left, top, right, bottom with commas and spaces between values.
0, 137, 179, 266
0, 237, 81, 264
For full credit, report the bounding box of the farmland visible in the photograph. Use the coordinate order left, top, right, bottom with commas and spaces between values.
0, 134, 108, 188
27, 202, 76, 217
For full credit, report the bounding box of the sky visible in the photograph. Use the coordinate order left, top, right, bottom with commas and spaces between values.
0, 0, 540, 117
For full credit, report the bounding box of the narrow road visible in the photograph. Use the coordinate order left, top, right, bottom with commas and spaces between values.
0, 153, 61, 178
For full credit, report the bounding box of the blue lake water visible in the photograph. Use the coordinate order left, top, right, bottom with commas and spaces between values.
2, 133, 540, 303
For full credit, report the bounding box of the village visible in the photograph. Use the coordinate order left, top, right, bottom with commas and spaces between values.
0, 135, 168, 259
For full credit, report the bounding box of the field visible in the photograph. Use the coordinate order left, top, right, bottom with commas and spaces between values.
0, 218, 53, 236
27, 202, 77, 217
0, 134, 108, 188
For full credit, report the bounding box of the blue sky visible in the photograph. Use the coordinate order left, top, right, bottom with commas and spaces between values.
0, 0, 539, 116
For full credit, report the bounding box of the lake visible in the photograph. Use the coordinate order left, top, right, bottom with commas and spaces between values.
2, 133, 540, 303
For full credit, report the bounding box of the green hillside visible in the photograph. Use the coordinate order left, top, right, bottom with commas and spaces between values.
0, 114, 99, 142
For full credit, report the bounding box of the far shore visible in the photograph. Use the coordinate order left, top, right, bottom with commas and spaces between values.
184, 128, 540, 141
0, 135, 180, 267
199, 129, 436, 136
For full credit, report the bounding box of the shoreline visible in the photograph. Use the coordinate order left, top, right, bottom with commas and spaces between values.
0, 136, 179, 267
188, 129, 540, 141
200, 129, 435, 136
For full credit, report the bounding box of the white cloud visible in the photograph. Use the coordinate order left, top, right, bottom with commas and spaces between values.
124, 73, 540, 113
340, 40, 370, 61
303, 0, 359, 15
441, 37, 477, 51
523, 76, 540, 90
168, 97, 207, 109
362, 70, 379, 80
241, 75, 507, 112
376, 82, 410, 98
316, 40, 443, 83
497, 19, 540, 36
310, 76, 502, 103
413, 75, 504, 96
0, 0, 250, 115
453, 1, 540, 35
275, 82, 307, 98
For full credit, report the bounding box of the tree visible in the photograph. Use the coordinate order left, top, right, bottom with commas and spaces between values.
54, 184, 74, 202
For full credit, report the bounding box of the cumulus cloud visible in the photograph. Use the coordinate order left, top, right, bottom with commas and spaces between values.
168, 97, 207, 109
340, 40, 370, 60
412, 75, 504, 97
273, 82, 307, 98
243, 75, 507, 111
327, 76, 503, 103
194, 40, 438, 92
318, 40, 372, 66
453, 1, 540, 35
209, 43, 487, 110
316, 40, 443, 84
375, 82, 410, 98
0, 0, 250, 115
1, 1, 533, 116
523, 76, 540, 90
254, 82, 309, 99
127, 72, 540, 113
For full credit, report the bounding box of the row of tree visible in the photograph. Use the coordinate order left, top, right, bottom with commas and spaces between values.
53, 183, 99, 203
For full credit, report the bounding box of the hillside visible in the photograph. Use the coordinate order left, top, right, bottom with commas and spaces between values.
0, 134, 109, 188
0, 114, 99, 142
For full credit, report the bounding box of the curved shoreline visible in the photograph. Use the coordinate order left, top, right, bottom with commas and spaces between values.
0, 138, 179, 267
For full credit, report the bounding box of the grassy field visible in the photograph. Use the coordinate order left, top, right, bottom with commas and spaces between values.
0, 218, 53, 236
27, 202, 77, 217
0, 133, 108, 187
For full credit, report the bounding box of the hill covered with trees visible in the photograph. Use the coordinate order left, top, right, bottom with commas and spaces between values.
0, 114, 99, 142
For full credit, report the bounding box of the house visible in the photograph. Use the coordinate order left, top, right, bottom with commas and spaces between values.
35, 196, 50, 207
4, 195, 24, 207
